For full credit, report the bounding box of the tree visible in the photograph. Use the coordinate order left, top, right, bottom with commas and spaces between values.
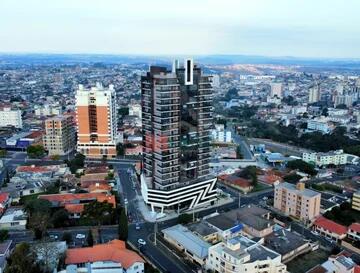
0, 149, 7, 158
118, 208, 128, 241
286, 160, 317, 176
66, 153, 85, 174
177, 213, 192, 224
61, 232, 72, 245
5, 243, 44, 273
29, 213, 52, 240
0, 230, 8, 242
26, 145, 45, 158
82, 201, 115, 226
87, 229, 94, 247
118, 107, 129, 116
51, 209, 69, 228
23, 199, 52, 216
50, 154, 60, 160
238, 166, 258, 186
116, 143, 125, 156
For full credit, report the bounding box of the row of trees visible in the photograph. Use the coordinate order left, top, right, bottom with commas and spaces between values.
245, 120, 360, 156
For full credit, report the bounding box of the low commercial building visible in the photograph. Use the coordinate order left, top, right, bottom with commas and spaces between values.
313, 217, 347, 242
265, 227, 313, 263
0, 208, 27, 230
188, 221, 218, 244
302, 150, 347, 167
274, 182, 321, 221
62, 240, 144, 273
206, 236, 287, 273
162, 224, 211, 266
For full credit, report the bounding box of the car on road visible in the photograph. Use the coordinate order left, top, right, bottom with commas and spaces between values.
124, 198, 128, 204
49, 234, 58, 240
135, 223, 140, 230
138, 238, 146, 246
76, 233, 86, 239
311, 230, 319, 236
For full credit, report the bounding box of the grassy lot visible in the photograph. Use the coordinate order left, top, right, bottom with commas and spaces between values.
19, 193, 43, 204
251, 183, 270, 192
287, 249, 330, 273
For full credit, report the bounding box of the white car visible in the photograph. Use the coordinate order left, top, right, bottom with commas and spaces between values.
311, 230, 319, 236
76, 233, 86, 239
138, 238, 146, 246
124, 198, 128, 204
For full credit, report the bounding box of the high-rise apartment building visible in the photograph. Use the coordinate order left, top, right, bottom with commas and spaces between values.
75, 83, 117, 158
274, 182, 321, 221
309, 84, 321, 103
43, 115, 76, 156
0, 108, 22, 128
270, 83, 283, 98
141, 59, 217, 212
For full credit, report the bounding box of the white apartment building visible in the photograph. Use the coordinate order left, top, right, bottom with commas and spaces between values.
302, 150, 347, 167
128, 103, 142, 118
34, 104, 62, 117
212, 124, 232, 143
307, 118, 332, 134
206, 236, 287, 273
0, 108, 22, 128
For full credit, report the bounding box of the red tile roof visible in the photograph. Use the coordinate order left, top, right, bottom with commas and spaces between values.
314, 216, 347, 235
349, 223, 360, 233
39, 193, 116, 208
65, 240, 144, 269
219, 174, 252, 188
0, 193, 10, 204
17, 166, 50, 173
64, 204, 84, 214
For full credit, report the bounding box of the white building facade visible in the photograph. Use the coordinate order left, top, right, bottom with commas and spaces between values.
0, 108, 22, 128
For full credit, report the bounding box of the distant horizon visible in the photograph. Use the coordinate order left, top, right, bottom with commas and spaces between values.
1, 52, 360, 62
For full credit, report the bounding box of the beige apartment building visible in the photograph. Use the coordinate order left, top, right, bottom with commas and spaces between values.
43, 115, 76, 156
274, 182, 321, 221
75, 83, 117, 158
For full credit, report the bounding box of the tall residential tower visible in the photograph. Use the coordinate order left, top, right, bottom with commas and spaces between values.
75, 83, 117, 158
141, 59, 217, 212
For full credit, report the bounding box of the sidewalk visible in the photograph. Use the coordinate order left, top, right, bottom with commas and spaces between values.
136, 192, 234, 223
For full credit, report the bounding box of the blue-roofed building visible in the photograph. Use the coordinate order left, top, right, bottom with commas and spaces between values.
162, 224, 211, 265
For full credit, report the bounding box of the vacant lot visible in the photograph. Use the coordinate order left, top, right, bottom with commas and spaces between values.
287, 249, 330, 273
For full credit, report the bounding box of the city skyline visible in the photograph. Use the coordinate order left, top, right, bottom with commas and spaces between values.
1, 0, 360, 58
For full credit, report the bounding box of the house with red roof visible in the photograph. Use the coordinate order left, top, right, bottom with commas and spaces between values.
313, 217, 347, 242
38, 193, 116, 219
218, 174, 253, 193
348, 223, 360, 242
60, 239, 144, 273
0, 193, 10, 214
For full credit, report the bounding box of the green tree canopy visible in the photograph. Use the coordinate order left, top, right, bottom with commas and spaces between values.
118, 208, 128, 241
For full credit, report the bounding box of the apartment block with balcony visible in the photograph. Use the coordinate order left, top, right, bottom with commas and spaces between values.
206, 236, 287, 273
274, 182, 321, 221
43, 115, 76, 156
140, 59, 217, 212
76, 83, 117, 158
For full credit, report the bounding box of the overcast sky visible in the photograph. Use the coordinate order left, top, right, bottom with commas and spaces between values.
0, 0, 359, 58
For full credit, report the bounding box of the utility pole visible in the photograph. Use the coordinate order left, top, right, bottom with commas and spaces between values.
154, 220, 158, 246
